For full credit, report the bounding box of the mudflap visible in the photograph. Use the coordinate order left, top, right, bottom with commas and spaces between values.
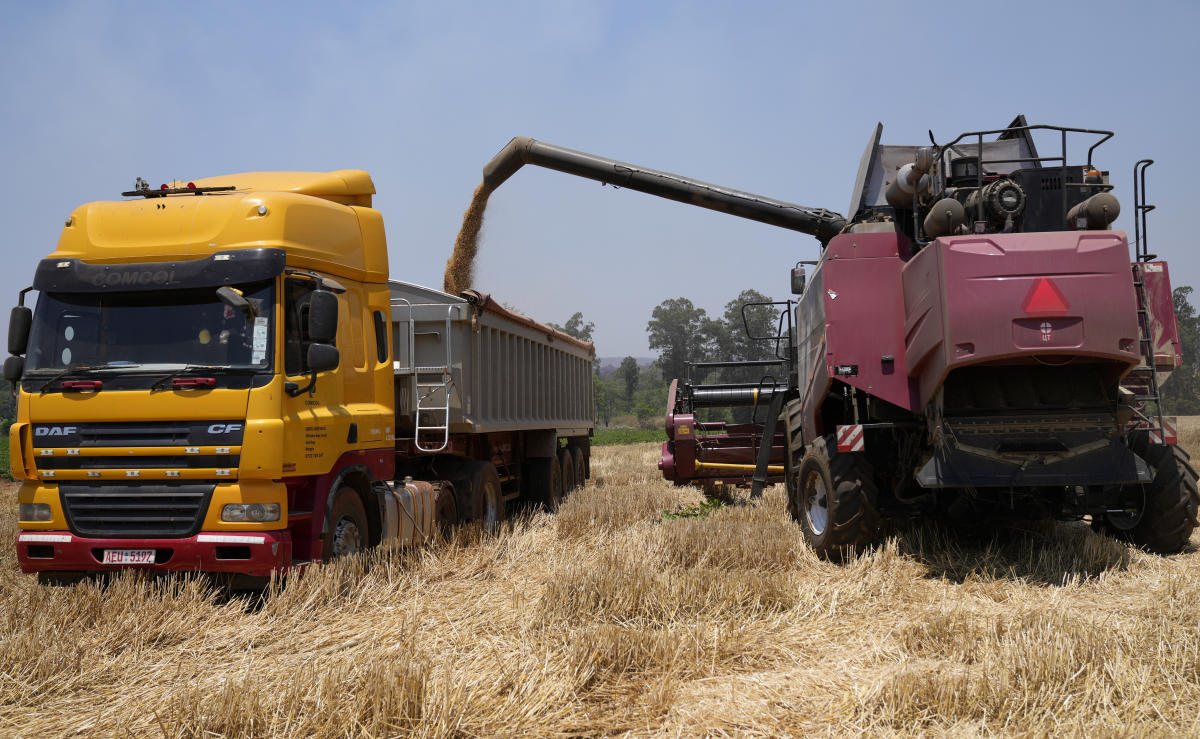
917, 438, 1152, 488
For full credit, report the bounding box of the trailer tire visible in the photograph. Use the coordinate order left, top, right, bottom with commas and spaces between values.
466, 461, 505, 534
323, 487, 369, 561
571, 447, 587, 489
1094, 437, 1199, 554
787, 435, 881, 560
525, 456, 563, 512
559, 448, 576, 494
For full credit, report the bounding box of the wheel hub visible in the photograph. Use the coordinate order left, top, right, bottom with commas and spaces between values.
332, 517, 362, 556
805, 470, 829, 535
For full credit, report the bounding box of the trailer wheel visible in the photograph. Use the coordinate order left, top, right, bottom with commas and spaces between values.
570, 447, 587, 489
1094, 437, 1199, 554
323, 487, 369, 561
787, 435, 881, 560
559, 448, 576, 494
525, 456, 564, 512
466, 461, 506, 534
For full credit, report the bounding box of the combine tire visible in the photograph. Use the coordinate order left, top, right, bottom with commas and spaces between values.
787, 435, 882, 560
323, 487, 369, 561
1094, 436, 1199, 554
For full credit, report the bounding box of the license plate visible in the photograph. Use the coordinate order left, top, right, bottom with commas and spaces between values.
102, 549, 156, 565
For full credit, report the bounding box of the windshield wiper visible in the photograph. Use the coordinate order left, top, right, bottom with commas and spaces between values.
149, 365, 244, 393
37, 364, 98, 394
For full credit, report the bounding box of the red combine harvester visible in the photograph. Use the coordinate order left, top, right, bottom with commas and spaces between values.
479, 118, 1196, 558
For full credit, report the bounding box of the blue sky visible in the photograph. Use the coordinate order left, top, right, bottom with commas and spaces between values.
2, 1, 1198, 357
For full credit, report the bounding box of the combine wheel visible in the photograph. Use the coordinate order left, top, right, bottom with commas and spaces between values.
559, 448, 576, 494
787, 435, 882, 560
1094, 436, 1199, 554
323, 487, 369, 561
570, 447, 587, 489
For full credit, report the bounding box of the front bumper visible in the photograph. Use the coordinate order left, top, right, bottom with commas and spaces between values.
17, 531, 291, 577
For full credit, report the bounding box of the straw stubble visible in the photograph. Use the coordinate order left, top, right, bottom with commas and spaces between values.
4, 423, 1200, 734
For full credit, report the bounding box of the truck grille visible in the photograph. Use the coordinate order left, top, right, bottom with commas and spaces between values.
59, 483, 214, 538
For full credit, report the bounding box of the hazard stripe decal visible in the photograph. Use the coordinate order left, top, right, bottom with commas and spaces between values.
836, 424, 865, 453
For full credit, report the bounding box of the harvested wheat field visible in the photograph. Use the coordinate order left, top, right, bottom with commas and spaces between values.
6, 422, 1200, 736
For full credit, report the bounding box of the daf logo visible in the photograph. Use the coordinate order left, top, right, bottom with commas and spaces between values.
208, 423, 243, 434
35, 426, 76, 437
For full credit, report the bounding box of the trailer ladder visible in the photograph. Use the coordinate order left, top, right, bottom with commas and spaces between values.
393, 298, 456, 453
413, 306, 456, 453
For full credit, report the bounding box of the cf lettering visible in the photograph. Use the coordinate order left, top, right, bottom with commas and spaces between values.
207, 423, 243, 434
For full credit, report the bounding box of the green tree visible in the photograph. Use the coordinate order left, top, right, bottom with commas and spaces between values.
0, 382, 13, 433
1162, 286, 1200, 415
548, 311, 594, 343
618, 356, 639, 404
646, 298, 715, 382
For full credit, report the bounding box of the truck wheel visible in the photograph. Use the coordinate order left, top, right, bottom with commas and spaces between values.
559, 448, 576, 494
323, 487, 369, 561
1094, 437, 1199, 554
467, 461, 505, 534
787, 435, 882, 560
570, 447, 587, 489
432, 482, 458, 538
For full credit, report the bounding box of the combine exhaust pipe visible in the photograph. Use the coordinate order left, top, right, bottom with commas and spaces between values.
482, 136, 846, 244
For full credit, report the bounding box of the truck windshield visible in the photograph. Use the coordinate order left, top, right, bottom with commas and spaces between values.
24, 280, 274, 373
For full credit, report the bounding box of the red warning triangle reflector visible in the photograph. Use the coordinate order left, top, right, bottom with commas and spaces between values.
1021, 278, 1070, 315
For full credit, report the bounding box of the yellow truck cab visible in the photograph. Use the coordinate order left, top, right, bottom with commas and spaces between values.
6, 172, 593, 584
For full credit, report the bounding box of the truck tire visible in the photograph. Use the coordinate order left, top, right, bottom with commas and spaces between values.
323, 487, 369, 561
466, 461, 505, 534
1094, 437, 1199, 554
559, 448, 576, 494
570, 447, 587, 489
787, 435, 882, 560
432, 482, 458, 538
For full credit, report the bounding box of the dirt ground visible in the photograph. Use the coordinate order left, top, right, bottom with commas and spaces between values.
4, 422, 1200, 736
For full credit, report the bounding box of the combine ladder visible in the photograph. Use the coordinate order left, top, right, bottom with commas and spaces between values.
1126, 159, 1170, 445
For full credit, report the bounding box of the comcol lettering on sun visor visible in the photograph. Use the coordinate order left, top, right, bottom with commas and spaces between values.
32, 248, 287, 292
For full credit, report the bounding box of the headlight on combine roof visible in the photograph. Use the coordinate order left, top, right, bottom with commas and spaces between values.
221, 503, 281, 523
19, 503, 52, 522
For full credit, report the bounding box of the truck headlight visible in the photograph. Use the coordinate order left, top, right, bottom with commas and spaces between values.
19, 503, 52, 522
221, 503, 281, 522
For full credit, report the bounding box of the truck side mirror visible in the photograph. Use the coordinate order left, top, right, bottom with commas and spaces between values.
307, 343, 340, 373
308, 291, 338, 344
3, 355, 23, 383
8, 306, 31, 355
791, 266, 807, 295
